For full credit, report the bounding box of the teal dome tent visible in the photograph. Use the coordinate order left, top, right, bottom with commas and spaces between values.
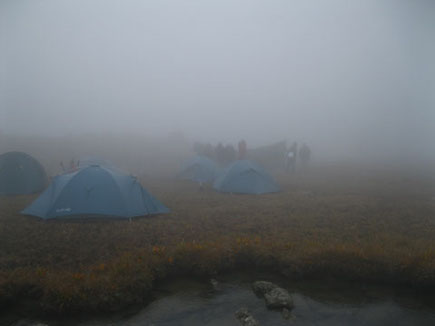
22, 165, 169, 219
178, 156, 220, 183
213, 160, 280, 194
0, 151, 48, 195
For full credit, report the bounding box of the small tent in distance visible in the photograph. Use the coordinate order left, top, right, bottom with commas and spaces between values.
22, 165, 169, 219
0, 151, 48, 195
178, 156, 220, 184
213, 160, 280, 194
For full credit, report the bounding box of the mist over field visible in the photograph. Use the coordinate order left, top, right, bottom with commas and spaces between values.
3, 2, 435, 323
1, 0, 434, 165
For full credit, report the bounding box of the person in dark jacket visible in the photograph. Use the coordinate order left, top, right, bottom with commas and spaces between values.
299, 143, 311, 170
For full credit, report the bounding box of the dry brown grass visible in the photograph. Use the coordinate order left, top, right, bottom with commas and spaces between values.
1, 163, 435, 314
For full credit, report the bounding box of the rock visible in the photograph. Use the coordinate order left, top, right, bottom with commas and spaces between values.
252, 281, 278, 296
235, 307, 251, 319
253, 280, 294, 311
281, 307, 292, 320
264, 287, 294, 310
210, 278, 219, 291
235, 307, 260, 326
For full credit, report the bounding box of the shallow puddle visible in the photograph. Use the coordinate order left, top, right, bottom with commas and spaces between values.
76, 272, 435, 326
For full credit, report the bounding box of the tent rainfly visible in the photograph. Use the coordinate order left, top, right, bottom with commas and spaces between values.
178, 155, 220, 183
22, 165, 169, 219
213, 160, 280, 194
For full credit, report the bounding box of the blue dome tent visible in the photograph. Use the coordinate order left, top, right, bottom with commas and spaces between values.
22, 165, 169, 219
178, 156, 220, 183
0, 151, 48, 195
213, 160, 280, 194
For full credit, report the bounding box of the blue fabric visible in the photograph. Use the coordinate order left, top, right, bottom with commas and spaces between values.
22, 165, 169, 219
0, 152, 47, 195
213, 160, 280, 194
178, 156, 220, 183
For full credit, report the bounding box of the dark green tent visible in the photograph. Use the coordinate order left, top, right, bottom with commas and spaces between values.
0, 151, 48, 195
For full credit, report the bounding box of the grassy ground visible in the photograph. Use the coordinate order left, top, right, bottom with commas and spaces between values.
1, 163, 435, 315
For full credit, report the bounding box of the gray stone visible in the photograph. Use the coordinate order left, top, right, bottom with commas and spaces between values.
264, 287, 294, 310
235, 307, 260, 326
252, 281, 278, 296
210, 278, 220, 291
281, 307, 292, 320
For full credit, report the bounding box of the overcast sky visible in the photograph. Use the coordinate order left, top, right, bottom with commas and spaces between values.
1, 0, 434, 159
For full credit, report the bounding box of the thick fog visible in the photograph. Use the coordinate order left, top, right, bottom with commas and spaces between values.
1, 0, 434, 163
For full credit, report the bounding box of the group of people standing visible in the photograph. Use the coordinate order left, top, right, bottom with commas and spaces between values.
194, 140, 248, 166
286, 142, 311, 173
194, 139, 311, 173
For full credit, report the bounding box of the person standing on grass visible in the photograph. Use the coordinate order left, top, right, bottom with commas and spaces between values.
286, 142, 298, 173
69, 159, 75, 171
238, 139, 247, 160
299, 143, 311, 170
225, 144, 236, 164
215, 142, 225, 166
